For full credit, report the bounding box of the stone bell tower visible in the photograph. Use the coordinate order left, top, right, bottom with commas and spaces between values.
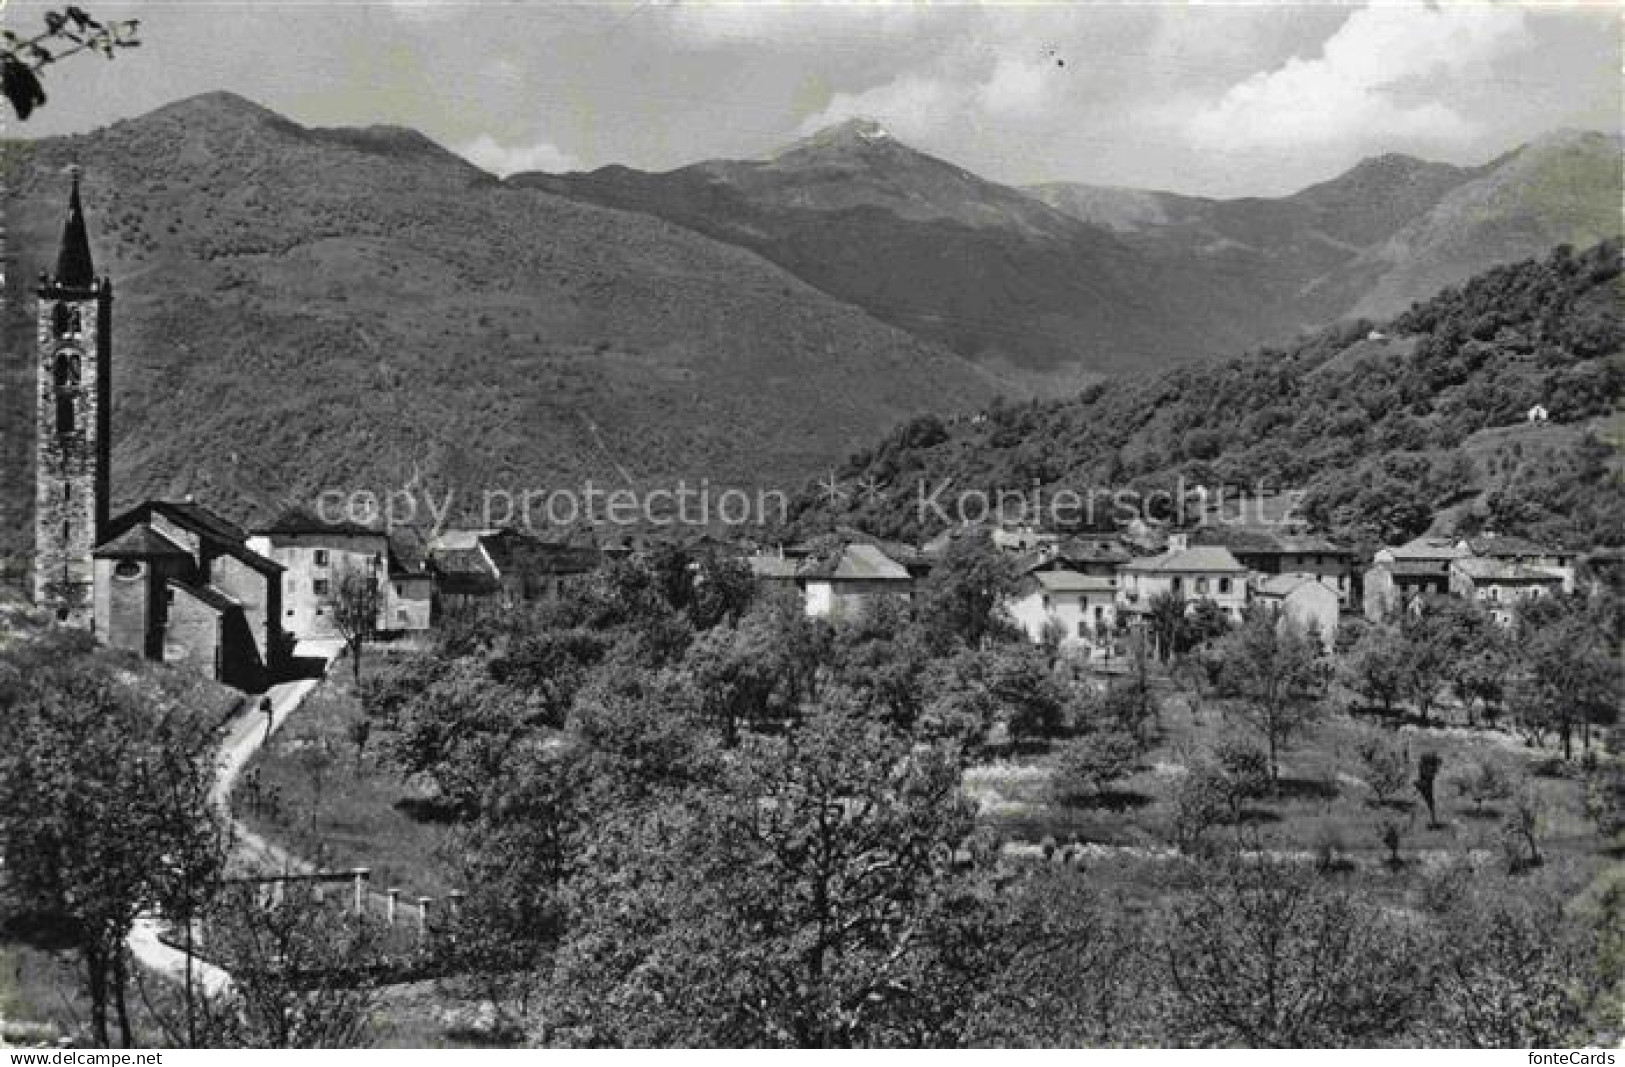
34, 166, 113, 627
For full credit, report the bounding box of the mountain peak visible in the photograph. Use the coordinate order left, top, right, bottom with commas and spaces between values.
769, 117, 901, 161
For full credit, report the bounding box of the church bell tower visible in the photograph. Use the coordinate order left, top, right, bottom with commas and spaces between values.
34, 167, 112, 627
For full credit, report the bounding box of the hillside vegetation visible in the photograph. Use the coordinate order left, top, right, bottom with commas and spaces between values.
0, 93, 1001, 575
790, 242, 1624, 549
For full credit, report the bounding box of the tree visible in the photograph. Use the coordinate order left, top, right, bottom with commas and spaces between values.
1415, 752, 1443, 828
1051, 730, 1141, 806
915, 532, 1019, 650
200, 882, 387, 1048
1161, 857, 1426, 1046
1398, 605, 1455, 725
547, 703, 989, 1047
1513, 603, 1621, 760
1426, 878, 1605, 1046
328, 558, 382, 683
1452, 759, 1512, 815
1212, 609, 1328, 794
1340, 621, 1409, 716
1356, 733, 1411, 807
0, 633, 227, 1047
3, 7, 140, 120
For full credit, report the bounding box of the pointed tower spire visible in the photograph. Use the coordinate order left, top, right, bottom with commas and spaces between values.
54, 166, 95, 289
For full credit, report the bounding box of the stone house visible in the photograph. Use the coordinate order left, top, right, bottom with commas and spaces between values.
1251, 573, 1341, 649
802, 542, 913, 621
1448, 557, 1564, 626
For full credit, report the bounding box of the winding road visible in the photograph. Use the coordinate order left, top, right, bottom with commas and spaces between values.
125, 639, 344, 991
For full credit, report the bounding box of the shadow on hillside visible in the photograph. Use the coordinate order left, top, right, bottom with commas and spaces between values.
1273, 778, 1340, 802
394, 796, 465, 825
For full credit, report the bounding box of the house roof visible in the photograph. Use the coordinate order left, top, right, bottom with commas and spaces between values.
254, 506, 381, 538
804, 542, 912, 581
1121, 545, 1246, 574
110, 500, 284, 575
167, 578, 240, 614
1253, 574, 1335, 599
1386, 536, 1471, 562
480, 529, 601, 578
1194, 526, 1348, 556
747, 554, 802, 580
94, 523, 191, 560
1055, 536, 1132, 564
1452, 558, 1564, 585
1027, 570, 1116, 594
1466, 534, 1567, 560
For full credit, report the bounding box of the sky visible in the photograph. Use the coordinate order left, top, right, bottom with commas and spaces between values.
8, 1, 1620, 197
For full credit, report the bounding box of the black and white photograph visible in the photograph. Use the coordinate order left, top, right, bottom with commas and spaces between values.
0, 0, 1621, 1053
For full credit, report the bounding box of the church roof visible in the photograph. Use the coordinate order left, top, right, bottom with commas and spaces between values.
54, 169, 96, 289
93, 523, 191, 559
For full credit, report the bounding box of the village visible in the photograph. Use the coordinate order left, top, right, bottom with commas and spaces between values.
2, 4, 1621, 1046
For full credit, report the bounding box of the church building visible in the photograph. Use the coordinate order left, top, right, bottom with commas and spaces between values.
34, 170, 286, 690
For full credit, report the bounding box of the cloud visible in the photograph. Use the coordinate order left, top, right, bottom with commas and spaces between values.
1187, 2, 1530, 153
457, 134, 580, 177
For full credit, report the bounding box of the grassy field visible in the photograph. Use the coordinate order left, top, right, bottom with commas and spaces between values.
234, 663, 454, 900
972, 686, 1604, 868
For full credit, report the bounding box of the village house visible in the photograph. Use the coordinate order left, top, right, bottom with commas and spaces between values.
1463, 534, 1576, 593
802, 542, 913, 621
1363, 535, 1470, 619
1117, 534, 1249, 622
247, 509, 436, 639
1251, 573, 1341, 648
1448, 557, 1564, 626
1193, 526, 1355, 605
1006, 569, 1118, 650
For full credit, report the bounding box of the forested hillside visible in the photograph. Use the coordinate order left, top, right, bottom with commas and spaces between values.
789, 242, 1623, 550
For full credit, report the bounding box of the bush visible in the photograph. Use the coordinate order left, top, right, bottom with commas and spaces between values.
1051, 730, 1141, 807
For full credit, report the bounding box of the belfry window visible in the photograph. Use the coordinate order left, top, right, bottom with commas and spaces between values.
54, 350, 81, 435
52, 303, 82, 338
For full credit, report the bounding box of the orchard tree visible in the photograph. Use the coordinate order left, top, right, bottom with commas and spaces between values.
1161, 857, 1426, 1046
547, 702, 989, 1047
916, 532, 1020, 650
327, 558, 382, 683
1213, 609, 1329, 794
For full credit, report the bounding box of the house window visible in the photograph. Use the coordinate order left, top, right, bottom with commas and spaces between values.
1194, 577, 1208, 594
1171, 576, 1183, 593
1077, 619, 1088, 637
1094, 605, 1105, 621
393, 583, 402, 596
1042, 594, 1052, 610
313, 550, 329, 567
313, 578, 330, 596
113, 560, 142, 580
1219, 577, 1232, 594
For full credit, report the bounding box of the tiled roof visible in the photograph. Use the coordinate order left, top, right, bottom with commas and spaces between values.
255, 506, 381, 537
1467, 534, 1565, 559
1194, 525, 1348, 556
1452, 558, 1564, 584
1253, 574, 1332, 599
747, 554, 802, 580
804, 542, 911, 581
111, 500, 284, 575
1121, 545, 1246, 574
1056, 536, 1132, 563
1029, 570, 1116, 594
1387, 536, 1470, 562
94, 523, 191, 559
168, 579, 240, 614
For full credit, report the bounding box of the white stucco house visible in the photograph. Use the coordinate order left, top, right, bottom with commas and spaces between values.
1007, 569, 1118, 649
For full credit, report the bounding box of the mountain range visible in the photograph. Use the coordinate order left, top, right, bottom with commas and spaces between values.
528, 120, 1621, 388
1, 92, 1618, 571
